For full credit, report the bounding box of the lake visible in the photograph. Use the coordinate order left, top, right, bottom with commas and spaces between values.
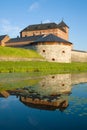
0, 73, 87, 130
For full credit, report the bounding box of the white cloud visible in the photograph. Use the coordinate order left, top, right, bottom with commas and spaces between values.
42, 19, 51, 23
0, 19, 21, 37
29, 2, 39, 11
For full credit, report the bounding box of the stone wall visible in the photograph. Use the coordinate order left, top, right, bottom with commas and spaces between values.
71, 50, 87, 62
25, 43, 72, 63
34, 44, 72, 63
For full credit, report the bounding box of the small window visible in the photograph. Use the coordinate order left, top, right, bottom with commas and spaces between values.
52, 76, 55, 79
62, 50, 65, 53
25, 35, 27, 37
52, 58, 55, 61
62, 84, 65, 86
43, 50, 45, 52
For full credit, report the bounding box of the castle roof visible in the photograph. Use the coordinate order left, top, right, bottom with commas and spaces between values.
31, 34, 72, 44
6, 35, 43, 43
20, 21, 69, 33
58, 20, 69, 28
20, 22, 58, 32
0, 35, 7, 41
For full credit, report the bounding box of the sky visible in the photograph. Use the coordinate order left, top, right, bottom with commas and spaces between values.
0, 0, 87, 51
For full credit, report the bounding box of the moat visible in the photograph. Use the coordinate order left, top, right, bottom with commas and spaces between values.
0, 73, 87, 130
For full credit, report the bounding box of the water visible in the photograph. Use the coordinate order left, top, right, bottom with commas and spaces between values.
0, 73, 87, 130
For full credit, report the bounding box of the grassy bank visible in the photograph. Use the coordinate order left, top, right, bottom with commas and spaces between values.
0, 46, 43, 59
0, 61, 87, 74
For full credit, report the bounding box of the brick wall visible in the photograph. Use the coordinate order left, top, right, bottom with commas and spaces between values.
21, 28, 69, 40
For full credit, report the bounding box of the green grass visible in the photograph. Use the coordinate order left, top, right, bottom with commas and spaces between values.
0, 46, 43, 59
0, 61, 87, 74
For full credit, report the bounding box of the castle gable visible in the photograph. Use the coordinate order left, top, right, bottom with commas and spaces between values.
58, 20, 69, 28
0, 35, 7, 41
57, 20, 69, 33
0, 35, 10, 46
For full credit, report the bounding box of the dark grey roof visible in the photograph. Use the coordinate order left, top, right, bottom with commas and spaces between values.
6, 35, 43, 43
0, 35, 7, 41
32, 34, 72, 44
57, 20, 69, 32
58, 20, 69, 28
20, 23, 58, 32
20, 21, 69, 33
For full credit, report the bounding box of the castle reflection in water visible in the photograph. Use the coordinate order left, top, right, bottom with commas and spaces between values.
0, 73, 87, 111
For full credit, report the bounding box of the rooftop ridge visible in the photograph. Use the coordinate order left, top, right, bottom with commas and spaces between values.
20, 21, 69, 32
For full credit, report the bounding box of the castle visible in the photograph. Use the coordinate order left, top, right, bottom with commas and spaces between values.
0, 20, 87, 63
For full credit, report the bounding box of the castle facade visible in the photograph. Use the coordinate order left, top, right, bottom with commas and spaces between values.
0, 20, 87, 63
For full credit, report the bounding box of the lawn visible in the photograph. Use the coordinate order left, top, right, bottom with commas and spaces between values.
0, 61, 87, 74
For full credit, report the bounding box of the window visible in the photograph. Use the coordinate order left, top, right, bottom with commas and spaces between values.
52, 76, 55, 79
62, 50, 65, 53
52, 58, 55, 61
43, 50, 45, 52
62, 84, 65, 86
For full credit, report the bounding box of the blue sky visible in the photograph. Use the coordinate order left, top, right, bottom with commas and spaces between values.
0, 0, 87, 51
